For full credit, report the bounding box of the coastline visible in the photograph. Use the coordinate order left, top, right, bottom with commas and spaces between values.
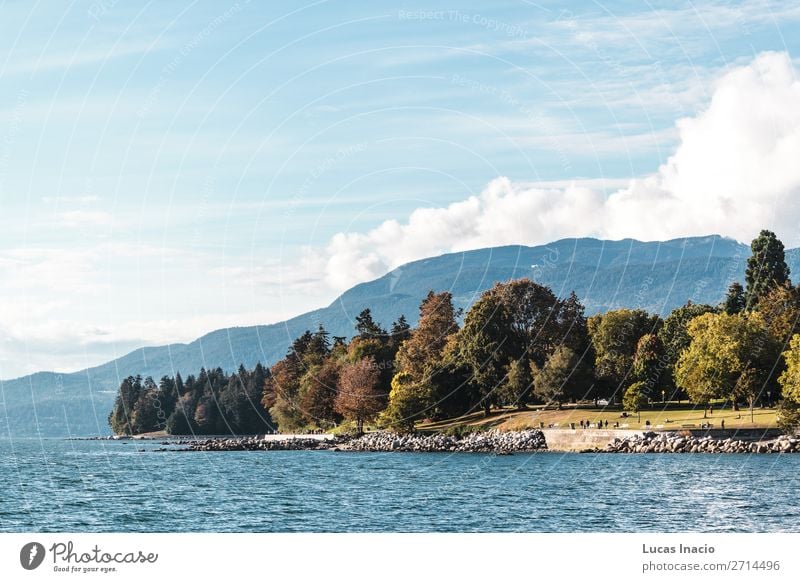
104, 428, 800, 455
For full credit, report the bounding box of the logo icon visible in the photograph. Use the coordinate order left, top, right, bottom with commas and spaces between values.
20, 542, 45, 570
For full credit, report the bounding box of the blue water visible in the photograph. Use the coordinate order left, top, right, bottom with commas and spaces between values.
1, 439, 798, 532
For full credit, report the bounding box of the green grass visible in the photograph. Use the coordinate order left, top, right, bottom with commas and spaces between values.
418, 403, 778, 432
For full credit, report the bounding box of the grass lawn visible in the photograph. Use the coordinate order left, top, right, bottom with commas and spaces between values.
418, 403, 778, 432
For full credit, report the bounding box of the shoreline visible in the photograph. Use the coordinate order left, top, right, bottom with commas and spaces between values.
117, 428, 800, 455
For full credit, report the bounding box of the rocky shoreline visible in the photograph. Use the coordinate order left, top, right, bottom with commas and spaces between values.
337, 429, 547, 453
156, 429, 548, 453
135, 429, 800, 454
599, 431, 800, 454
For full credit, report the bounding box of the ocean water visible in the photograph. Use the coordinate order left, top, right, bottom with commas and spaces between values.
1, 439, 798, 532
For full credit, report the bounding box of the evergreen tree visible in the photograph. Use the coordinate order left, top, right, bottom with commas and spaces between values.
131, 377, 160, 434
308, 324, 331, 358
108, 376, 143, 435
354, 309, 385, 340
745, 229, 790, 309
722, 282, 746, 315
388, 315, 412, 349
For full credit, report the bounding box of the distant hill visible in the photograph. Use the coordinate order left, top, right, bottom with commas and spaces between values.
3, 234, 798, 437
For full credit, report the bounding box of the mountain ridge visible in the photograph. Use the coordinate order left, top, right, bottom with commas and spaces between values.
2, 234, 796, 437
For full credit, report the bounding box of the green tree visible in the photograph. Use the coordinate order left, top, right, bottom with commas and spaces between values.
755, 283, 800, 347
380, 371, 428, 433
532, 346, 588, 408
355, 308, 386, 340
722, 282, 746, 315
589, 309, 660, 402
166, 392, 197, 435
623, 381, 648, 422
108, 375, 143, 435
779, 334, 800, 405
657, 302, 717, 400
776, 399, 800, 434
266, 358, 306, 433
631, 334, 666, 400
388, 315, 412, 350
745, 229, 790, 309
675, 312, 778, 418
501, 358, 533, 409
451, 291, 510, 415
131, 377, 160, 434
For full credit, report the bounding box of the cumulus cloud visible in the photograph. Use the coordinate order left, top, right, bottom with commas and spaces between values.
319, 51, 800, 290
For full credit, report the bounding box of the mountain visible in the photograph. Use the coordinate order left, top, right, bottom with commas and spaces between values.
3, 235, 798, 437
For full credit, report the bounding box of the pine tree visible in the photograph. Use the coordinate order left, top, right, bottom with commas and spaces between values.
722, 282, 746, 315
745, 230, 790, 309
354, 309, 385, 339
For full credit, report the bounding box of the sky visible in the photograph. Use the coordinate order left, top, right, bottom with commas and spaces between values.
1, 0, 799, 378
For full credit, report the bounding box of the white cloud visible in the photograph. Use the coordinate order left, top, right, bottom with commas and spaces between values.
59, 210, 115, 229
319, 51, 800, 290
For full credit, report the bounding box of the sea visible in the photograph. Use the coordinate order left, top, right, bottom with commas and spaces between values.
1, 439, 797, 532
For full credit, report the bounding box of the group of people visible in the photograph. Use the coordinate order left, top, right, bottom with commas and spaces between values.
579, 419, 615, 429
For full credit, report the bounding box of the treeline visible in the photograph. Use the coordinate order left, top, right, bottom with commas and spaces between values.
110, 229, 800, 435
108, 365, 273, 435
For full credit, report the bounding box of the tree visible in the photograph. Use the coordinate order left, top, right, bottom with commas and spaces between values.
396, 291, 458, 381
266, 358, 306, 433
380, 371, 428, 433
501, 358, 533, 408
675, 312, 778, 418
193, 368, 228, 434
426, 357, 477, 419
335, 357, 383, 433
779, 334, 800, 405
745, 229, 790, 309
589, 309, 660, 402
623, 382, 648, 422
776, 399, 800, 434
307, 324, 331, 358
723, 282, 746, 315
451, 291, 510, 415
452, 280, 592, 413
494, 279, 565, 367
532, 346, 589, 408
388, 315, 412, 350
756, 283, 800, 347
733, 367, 764, 423
166, 392, 197, 435
298, 359, 341, 429
108, 375, 142, 435
131, 377, 160, 434
631, 334, 666, 401
355, 309, 385, 340
154, 375, 178, 429
657, 302, 717, 400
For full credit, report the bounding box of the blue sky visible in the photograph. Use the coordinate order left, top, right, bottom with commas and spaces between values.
1, 1, 800, 377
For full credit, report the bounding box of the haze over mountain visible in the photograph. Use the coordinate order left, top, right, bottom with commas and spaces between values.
2, 234, 797, 437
